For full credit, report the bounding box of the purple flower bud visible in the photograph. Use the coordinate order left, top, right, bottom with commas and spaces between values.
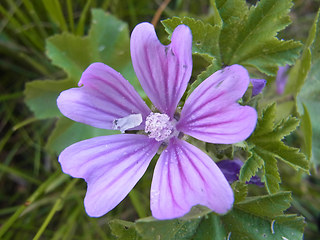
250, 78, 266, 96
276, 65, 290, 95
217, 159, 263, 186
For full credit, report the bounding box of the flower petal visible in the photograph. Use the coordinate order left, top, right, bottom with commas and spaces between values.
150, 137, 234, 220
58, 134, 161, 217
57, 62, 150, 130
131, 23, 192, 118
177, 65, 257, 144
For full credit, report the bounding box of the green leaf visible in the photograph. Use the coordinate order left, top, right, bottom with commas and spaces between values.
235, 192, 292, 218
286, 10, 320, 96
253, 103, 276, 137
88, 9, 134, 80
135, 217, 202, 240
232, 181, 248, 204
258, 148, 281, 194
109, 220, 142, 240
311, 9, 320, 62
45, 117, 118, 154
46, 33, 92, 81
108, 192, 304, 240
162, 17, 222, 66
239, 153, 264, 183
24, 79, 75, 119
191, 214, 226, 240
296, 10, 320, 164
245, 104, 308, 193
46, 9, 133, 82
222, 208, 304, 240
300, 104, 312, 160
216, 0, 301, 76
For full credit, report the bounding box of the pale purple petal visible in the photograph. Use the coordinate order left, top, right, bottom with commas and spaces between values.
131, 23, 192, 118
57, 63, 151, 130
276, 65, 289, 95
177, 65, 257, 144
150, 137, 234, 220
58, 134, 161, 217
250, 78, 266, 96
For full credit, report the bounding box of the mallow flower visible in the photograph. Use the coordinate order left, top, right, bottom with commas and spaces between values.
57, 22, 257, 220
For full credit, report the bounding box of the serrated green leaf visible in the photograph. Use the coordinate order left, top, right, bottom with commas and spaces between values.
253, 103, 276, 137
246, 104, 308, 193
272, 116, 300, 140
257, 148, 281, 194
217, 0, 301, 76
45, 117, 118, 154
222, 208, 304, 240
162, 17, 222, 66
239, 153, 264, 183
235, 192, 291, 218
216, 0, 248, 60
24, 79, 75, 119
240, 39, 302, 76
109, 220, 142, 240
262, 141, 308, 171
232, 181, 248, 204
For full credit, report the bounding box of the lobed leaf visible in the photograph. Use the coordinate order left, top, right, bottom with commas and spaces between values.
244, 104, 308, 193
24, 78, 75, 119
258, 148, 281, 194
239, 153, 264, 183
162, 17, 222, 65
235, 192, 292, 218
216, 0, 301, 76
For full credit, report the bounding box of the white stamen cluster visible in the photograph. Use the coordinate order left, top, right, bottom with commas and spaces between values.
145, 112, 174, 141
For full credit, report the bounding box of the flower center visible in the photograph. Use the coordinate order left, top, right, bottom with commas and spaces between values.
145, 113, 175, 142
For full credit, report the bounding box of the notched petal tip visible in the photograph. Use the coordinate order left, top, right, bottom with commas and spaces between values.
177, 64, 257, 144
130, 22, 193, 117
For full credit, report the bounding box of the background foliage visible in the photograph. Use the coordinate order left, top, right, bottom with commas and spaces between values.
0, 0, 319, 239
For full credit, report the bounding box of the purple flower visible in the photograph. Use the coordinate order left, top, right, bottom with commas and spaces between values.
217, 159, 263, 186
57, 23, 257, 220
250, 78, 266, 96
276, 65, 290, 95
